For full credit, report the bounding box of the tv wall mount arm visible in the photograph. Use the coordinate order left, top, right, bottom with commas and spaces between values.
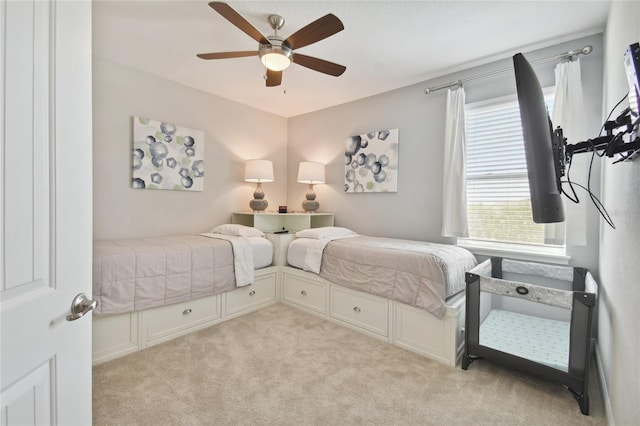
562, 109, 640, 163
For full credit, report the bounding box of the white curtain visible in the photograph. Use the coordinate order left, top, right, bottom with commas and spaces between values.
551, 58, 587, 246
441, 87, 468, 238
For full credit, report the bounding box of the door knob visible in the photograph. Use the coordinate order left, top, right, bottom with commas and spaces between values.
66, 293, 98, 321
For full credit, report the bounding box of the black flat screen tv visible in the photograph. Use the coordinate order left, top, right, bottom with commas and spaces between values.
513, 53, 565, 223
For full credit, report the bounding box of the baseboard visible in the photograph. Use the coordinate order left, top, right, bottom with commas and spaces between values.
595, 342, 615, 426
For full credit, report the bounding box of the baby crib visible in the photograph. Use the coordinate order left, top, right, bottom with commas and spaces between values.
462, 257, 598, 415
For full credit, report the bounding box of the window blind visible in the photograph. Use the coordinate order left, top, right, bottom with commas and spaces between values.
464, 91, 558, 245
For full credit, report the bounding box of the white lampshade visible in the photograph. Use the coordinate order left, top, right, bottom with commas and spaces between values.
297, 161, 325, 184
244, 160, 274, 183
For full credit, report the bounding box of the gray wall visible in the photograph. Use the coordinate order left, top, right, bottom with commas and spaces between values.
287, 34, 604, 274
599, 3, 640, 424
93, 57, 288, 240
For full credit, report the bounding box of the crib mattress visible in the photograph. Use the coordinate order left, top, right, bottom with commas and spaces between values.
479, 309, 570, 371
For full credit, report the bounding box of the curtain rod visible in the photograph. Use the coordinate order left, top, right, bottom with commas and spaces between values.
423, 45, 593, 95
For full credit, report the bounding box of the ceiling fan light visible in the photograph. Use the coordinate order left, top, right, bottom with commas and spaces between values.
261, 52, 291, 71
259, 42, 292, 71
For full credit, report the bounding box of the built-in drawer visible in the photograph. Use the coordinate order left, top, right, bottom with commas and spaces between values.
330, 285, 389, 337
283, 273, 327, 314
93, 311, 140, 364
144, 294, 221, 345
225, 272, 277, 316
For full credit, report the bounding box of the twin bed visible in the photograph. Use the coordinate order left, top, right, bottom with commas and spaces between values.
286, 227, 476, 319
93, 225, 274, 315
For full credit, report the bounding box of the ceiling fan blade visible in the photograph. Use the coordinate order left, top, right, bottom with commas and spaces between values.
208, 2, 270, 45
283, 14, 344, 50
293, 54, 346, 77
197, 51, 257, 60
265, 69, 282, 87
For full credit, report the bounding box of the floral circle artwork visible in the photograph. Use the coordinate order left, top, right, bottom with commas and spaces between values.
345, 129, 398, 192
132, 116, 205, 191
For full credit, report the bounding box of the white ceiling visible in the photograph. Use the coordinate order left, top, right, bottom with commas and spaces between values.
93, 1, 611, 118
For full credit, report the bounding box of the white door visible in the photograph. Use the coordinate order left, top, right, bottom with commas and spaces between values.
1, 1, 93, 425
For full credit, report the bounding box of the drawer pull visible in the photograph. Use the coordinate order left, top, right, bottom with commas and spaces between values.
183, 309, 192, 315
301, 290, 307, 296
353, 306, 361, 313
249, 290, 256, 296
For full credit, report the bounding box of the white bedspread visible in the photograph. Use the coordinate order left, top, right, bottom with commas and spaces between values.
200, 233, 254, 286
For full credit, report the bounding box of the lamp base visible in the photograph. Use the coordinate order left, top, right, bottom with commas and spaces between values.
250, 199, 268, 212
302, 184, 319, 212
301, 200, 319, 212
250, 182, 268, 212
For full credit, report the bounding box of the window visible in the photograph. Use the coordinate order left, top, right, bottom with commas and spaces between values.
463, 89, 563, 248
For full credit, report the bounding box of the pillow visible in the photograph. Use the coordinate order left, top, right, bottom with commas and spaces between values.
295, 226, 357, 239
210, 224, 265, 238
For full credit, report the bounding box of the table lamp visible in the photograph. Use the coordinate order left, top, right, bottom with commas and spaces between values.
297, 161, 325, 212
244, 159, 274, 212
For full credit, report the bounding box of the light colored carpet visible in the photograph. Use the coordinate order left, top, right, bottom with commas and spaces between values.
93, 303, 605, 425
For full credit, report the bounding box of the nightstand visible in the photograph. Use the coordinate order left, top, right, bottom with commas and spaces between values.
231, 212, 334, 233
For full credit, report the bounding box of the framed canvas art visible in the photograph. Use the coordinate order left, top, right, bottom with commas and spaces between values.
132, 116, 205, 191
345, 128, 398, 192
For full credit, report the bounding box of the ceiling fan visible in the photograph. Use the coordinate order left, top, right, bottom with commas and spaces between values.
197, 1, 346, 87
